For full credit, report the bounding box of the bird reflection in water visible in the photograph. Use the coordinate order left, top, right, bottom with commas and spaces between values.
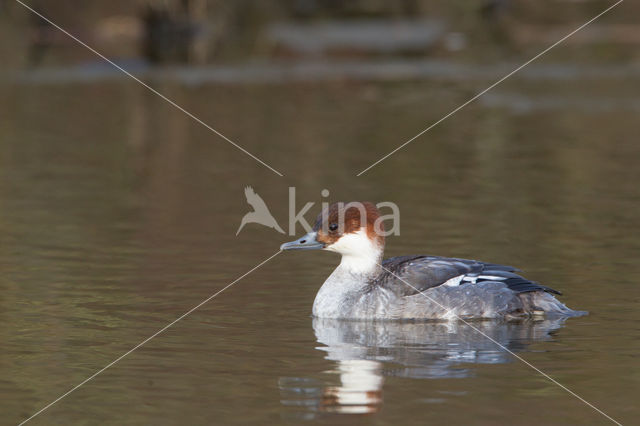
279, 318, 568, 419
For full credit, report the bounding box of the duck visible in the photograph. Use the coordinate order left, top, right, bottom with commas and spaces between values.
280, 201, 585, 320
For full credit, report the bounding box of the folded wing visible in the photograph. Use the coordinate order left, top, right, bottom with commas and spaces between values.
378, 255, 560, 297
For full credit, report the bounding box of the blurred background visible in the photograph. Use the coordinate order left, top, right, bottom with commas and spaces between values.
0, 0, 640, 68
0, 1, 638, 425
1, 0, 639, 68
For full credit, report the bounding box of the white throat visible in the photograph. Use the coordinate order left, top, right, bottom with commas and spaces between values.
313, 229, 384, 318
326, 229, 383, 277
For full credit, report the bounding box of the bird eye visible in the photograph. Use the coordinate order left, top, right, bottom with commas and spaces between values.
329, 223, 338, 231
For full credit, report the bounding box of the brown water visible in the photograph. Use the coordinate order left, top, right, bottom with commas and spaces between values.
1, 69, 639, 425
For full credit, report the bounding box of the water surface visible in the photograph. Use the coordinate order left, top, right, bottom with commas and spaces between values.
0, 69, 638, 424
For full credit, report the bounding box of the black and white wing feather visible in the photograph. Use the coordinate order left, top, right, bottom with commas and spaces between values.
378, 255, 560, 297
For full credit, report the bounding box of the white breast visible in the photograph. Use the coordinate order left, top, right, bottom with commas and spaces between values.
312, 267, 365, 318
